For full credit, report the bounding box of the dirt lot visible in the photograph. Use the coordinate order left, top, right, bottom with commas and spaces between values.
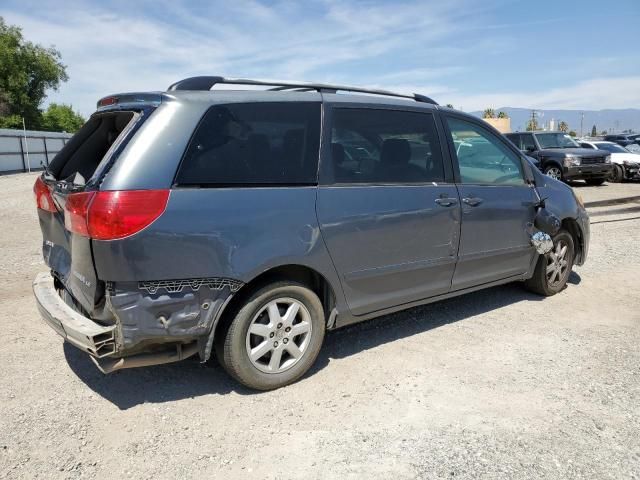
1, 173, 639, 479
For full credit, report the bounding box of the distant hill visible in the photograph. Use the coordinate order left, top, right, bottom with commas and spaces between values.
469, 108, 640, 134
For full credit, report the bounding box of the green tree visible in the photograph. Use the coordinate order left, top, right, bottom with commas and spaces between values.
41, 103, 85, 132
558, 121, 569, 133
591, 125, 597, 137
482, 108, 495, 119
497, 111, 509, 119
445, 103, 454, 109
568, 130, 577, 137
526, 119, 539, 131
600, 130, 608, 136
0, 17, 68, 129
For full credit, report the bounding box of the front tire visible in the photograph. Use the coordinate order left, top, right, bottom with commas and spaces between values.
217, 281, 325, 390
608, 165, 624, 183
544, 164, 564, 181
524, 230, 575, 296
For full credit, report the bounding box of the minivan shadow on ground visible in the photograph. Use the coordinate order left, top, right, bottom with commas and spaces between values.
64, 281, 553, 410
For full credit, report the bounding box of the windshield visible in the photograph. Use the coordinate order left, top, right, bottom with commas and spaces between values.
536, 133, 579, 149
625, 143, 640, 154
596, 143, 628, 153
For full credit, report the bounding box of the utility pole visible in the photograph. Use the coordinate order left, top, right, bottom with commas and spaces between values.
22, 117, 31, 173
580, 112, 584, 137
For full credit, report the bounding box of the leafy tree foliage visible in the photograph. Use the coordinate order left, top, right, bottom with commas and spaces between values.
482, 108, 496, 119
41, 103, 85, 132
526, 119, 539, 131
591, 125, 597, 137
0, 17, 68, 129
558, 121, 569, 133
497, 111, 509, 119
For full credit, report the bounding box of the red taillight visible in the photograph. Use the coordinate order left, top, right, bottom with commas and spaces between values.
33, 177, 57, 212
98, 96, 118, 107
64, 189, 170, 240
64, 191, 95, 236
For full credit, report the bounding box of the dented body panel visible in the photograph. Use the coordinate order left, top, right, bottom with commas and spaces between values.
106, 279, 240, 354
32, 87, 590, 374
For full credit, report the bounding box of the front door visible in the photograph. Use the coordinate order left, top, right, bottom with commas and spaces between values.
316, 106, 460, 316
443, 115, 537, 290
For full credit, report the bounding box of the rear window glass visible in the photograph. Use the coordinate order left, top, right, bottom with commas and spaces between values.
177, 102, 321, 185
50, 111, 134, 183
328, 108, 445, 184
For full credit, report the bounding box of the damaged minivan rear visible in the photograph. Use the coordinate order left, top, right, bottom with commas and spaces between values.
34, 77, 590, 391
33, 94, 222, 372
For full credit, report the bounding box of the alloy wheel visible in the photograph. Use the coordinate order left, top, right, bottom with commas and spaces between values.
546, 240, 570, 287
545, 167, 562, 180
245, 297, 313, 374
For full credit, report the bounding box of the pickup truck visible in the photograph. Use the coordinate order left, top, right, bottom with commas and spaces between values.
505, 131, 612, 185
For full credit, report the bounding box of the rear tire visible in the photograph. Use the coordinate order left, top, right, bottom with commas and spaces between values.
585, 178, 606, 186
524, 230, 575, 296
217, 281, 325, 390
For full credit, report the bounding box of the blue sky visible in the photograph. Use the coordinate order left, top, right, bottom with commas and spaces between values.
2, 0, 639, 115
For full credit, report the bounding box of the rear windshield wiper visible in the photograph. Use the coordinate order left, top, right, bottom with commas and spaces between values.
41, 161, 56, 180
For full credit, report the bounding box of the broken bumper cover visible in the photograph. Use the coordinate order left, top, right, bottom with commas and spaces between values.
33, 272, 203, 372
33, 272, 117, 358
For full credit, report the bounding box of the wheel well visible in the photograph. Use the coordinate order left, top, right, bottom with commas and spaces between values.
543, 159, 562, 170
212, 265, 337, 347
562, 218, 584, 264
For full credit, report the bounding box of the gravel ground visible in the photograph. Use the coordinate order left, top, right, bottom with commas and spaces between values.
1, 172, 639, 479
571, 180, 640, 204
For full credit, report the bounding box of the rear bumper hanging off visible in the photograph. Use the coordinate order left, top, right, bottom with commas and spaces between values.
33, 272, 116, 357
33, 272, 201, 372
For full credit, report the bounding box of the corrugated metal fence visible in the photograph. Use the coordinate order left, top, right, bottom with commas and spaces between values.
0, 128, 72, 174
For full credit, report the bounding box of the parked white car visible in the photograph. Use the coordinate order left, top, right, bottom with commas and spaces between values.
578, 140, 640, 182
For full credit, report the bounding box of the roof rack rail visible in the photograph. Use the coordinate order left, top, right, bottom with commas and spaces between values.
167, 76, 438, 105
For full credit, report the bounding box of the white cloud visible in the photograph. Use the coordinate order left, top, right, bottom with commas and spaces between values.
442, 76, 640, 111
2, 1, 638, 117
2, 1, 473, 114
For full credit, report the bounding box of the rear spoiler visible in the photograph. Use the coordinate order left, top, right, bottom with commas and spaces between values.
96, 92, 163, 111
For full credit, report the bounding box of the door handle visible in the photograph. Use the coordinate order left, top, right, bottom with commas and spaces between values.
435, 197, 458, 207
462, 196, 483, 207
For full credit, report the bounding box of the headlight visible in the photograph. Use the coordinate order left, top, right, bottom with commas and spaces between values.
564, 156, 581, 167
604, 155, 611, 164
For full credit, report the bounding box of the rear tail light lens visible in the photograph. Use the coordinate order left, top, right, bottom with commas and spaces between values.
64, 192, 95, 236
33, 177, 57, 212
64, 190, 170, 240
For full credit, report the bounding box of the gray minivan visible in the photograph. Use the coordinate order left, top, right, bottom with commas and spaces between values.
33, 77, 590, 390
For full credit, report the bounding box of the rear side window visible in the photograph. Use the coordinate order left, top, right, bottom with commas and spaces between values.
177, 102, 321, 185
506, 133, 521, 148
521, 133, 536, 151
328, 108, 445, 184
